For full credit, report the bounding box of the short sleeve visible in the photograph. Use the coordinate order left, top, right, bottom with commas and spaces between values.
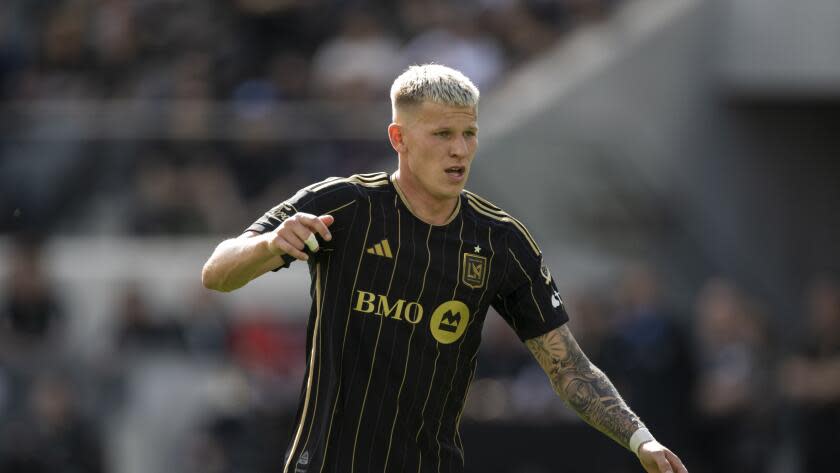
245, 177, 361, 270
246, 177, 360, 235
491, 228, 569, 342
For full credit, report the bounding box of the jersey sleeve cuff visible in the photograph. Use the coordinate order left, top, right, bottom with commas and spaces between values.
247, 222, 272, 234
514, 314, 568, 342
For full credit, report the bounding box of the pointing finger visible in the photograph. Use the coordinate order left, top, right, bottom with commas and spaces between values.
320, 214, 335, 228
301, 214, 333, 241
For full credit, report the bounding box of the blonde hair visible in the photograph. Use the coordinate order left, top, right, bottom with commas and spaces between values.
390, 64, 479, 118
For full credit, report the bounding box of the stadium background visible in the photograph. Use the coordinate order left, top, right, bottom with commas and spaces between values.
1, 0, 839, 472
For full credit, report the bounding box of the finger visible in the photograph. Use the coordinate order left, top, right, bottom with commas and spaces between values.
641, 458, 660, 473
287, 220, 317, 247
274, 235, 308, 261
288, 222, 320, 252
320, 214, 335, 228
645, 453, 673, 473
281, 226, 307, 250
304, 233, 319, 252
657, 457, 674, 473
665, 450, 688, 473
299, 213, 333, 241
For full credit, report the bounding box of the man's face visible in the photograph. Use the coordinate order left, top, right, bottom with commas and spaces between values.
395, 101, 478, 200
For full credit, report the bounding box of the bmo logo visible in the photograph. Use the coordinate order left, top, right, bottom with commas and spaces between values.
429, 301, 470, 344
352, 291, 470, 344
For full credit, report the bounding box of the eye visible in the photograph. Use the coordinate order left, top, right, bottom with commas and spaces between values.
435, 130, 451, 138
464, 130, 477, 138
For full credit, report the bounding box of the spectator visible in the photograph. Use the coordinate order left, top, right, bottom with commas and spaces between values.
115, 284, 185, 353
0, 2, 27, 100
481, 1, 561, 63
183, 153, 248, 235
692, 278, 776, 473
400, 13, 506, 90
128, 150, 245, 235
563, 287, 613, 362
778, 276, 840, 473
0, 238, 64, 352
311, 11, 401, 100
0, 372, 104, 473
180, 288, 231, 357
1, 0, 624, 235
265, 51, 313, 100
597, 264, 695, 461
90, 0, 138, 96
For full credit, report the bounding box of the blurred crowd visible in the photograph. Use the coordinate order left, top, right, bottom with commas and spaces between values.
1, 235, 839, 473
4, 1, 837, 473
0, 0, 622, 236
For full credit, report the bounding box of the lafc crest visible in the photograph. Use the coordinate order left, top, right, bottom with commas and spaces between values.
462, 252, 487, 289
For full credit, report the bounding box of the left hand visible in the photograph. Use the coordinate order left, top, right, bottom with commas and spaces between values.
637, 440, 688, 473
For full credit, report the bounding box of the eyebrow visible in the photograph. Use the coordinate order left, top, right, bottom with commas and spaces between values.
432, 124, 478, 130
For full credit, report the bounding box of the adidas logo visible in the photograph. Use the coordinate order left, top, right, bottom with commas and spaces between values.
366, 239, 393, 258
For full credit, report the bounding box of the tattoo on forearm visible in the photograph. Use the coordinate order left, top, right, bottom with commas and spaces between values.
525, 326, 643, 448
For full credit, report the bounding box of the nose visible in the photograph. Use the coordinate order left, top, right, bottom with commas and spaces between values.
450, 136, 468, 158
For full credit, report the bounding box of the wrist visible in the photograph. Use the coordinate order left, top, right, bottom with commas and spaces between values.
628, 427, 655, 456
262, 233, 284, 258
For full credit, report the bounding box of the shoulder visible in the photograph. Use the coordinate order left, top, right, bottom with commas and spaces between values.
303, 172, 391, 195
301, 172, 390, 195
462, 189, 542, 257
286, 172, 391, 206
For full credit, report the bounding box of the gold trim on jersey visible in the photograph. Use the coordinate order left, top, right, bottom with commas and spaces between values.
390, 174, 462, 226
319, 195, 374, 473
351, 299, 386, 471
351, 204, 402, 473
464, 192, 541, 256
507, 247, 546, 323
283, 262, 323, 473
299, 253, 332, 457
452, 225, 494, 467
416, 212, 464, 472
324, 199, 357, 216
383, 223, 432, 472
303, 176, 342, 191
356, 172, 390, 180
309, 173, 390, 193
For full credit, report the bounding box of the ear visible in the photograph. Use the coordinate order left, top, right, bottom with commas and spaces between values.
388, 123, 405, 153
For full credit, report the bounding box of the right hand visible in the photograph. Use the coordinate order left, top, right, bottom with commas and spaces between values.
267, 213, 334, 261
638, 441, 688, 473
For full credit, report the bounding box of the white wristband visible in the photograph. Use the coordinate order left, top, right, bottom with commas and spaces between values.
628, 428, 655, 456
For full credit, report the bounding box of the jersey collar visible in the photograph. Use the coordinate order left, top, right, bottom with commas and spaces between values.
390, 173, 462, 227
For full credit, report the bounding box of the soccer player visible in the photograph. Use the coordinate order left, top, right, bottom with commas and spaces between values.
202, 64, 688, 473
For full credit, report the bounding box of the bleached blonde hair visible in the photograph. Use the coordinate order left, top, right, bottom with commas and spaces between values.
390, 64, 480, 119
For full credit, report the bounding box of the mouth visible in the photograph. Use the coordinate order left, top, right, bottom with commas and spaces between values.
444, 165, 466, 181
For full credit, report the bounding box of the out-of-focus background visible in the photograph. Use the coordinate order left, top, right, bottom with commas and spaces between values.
1, 0, 839, 472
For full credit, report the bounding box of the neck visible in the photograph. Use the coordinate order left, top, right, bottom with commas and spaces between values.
393, 170, 459, 225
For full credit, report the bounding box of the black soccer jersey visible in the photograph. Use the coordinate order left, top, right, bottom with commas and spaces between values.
247, 172, 568, 473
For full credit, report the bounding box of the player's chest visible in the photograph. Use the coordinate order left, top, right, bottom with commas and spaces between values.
336, 213, 500, 344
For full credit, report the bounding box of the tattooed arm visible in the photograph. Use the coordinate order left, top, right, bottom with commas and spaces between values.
525, 325, 642, 447
525, 325, 688, 473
